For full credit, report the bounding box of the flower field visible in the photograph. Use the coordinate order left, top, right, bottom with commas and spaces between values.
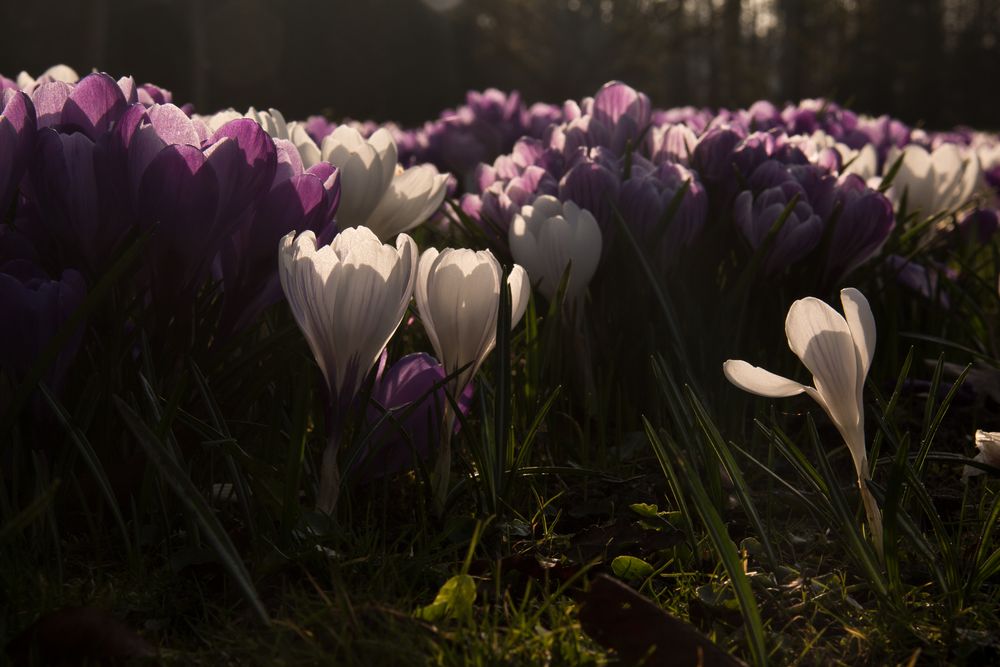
3, 64, 1000, 665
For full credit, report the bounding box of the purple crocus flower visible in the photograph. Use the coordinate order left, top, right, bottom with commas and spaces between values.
32, 72, 128, 140
885, 255, 952, 308
649, 123, 698, 165
217, 140, 340, 332
0, 260, 86, 391
618, 162, 707, 265
138, 83, 173, 107
355, 352, 474, 482
746, 100, 782, 131
691, 127, 744, 191
955, 207, 999, 246
822, 175, 895, 281
591, 81, 651, 156
984, 164, 1000, 197
733, 178, 823, 274
559, 150, 621, 233
0, 89, 36, 216
117, 103, 278, 308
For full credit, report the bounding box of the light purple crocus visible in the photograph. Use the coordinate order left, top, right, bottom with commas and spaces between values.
0, 89, 36, 216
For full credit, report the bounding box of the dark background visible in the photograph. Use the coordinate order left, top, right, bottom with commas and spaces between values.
1, 0, 998, 130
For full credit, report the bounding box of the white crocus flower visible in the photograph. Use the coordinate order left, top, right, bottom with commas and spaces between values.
286, 121, 322, 168
415, 248, 530, 505
246, 106, 287, 139
321, 126, 448, 240
17, 64, 79, 90
964, 430, 1000, 478
278, 227, 418, 513
723, 288, 883, 556
885, 144, 981, 218
509, 195, 602, 303
839, 144, 879, 181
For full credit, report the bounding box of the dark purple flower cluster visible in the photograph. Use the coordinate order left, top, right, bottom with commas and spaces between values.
1, 71, 341, 392
458, 82, 918, 284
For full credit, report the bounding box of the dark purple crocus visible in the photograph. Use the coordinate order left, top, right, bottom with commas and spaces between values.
954, 207, 999, 246
355, 353, 474, 482
118, 103, 278, 308
0, 260, 86, 391
734, 179, 823, 274
984, 164, 1000, 197
691, 127, 744, 194
618, 162, 707, 265
217, 140, 340, 332
822, 175, 895, 281
885, 255, 952, 308
0, 89, 36, 216
559, 150, 621, 233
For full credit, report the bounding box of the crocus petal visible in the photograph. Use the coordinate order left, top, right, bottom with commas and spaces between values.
723, 360, 807, 397
840, 288, 876, 382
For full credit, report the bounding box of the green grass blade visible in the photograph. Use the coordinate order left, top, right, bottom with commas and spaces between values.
38, 384, 133, 559
114, 396, 270, 624
645, 417, 769, 666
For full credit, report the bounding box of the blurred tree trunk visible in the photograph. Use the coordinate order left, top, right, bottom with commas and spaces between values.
778, 0, 802, 102
721, 0, 742, 105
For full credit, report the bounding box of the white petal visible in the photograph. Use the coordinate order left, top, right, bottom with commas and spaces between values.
785, 297, 860, 434
723, 360, 807, 398
840, 288, 876, 381
507, 265, 531, 328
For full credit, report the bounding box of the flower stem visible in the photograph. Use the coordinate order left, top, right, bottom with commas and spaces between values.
431, 402, 455, 515
316, 433, 341, 515
858, 460, 884, 561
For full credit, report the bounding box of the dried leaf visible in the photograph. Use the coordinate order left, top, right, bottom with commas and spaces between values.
6, 606, 157, 665
579, 574, 746, 667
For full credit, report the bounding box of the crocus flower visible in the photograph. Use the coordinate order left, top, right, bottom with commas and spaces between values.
17, 64, 79, 91
0, 89, 36, 216
217, 141, 340, 332
884, 144, 981, 217
0, 260, 86, 392
558, 150, 621, 233
415, 247, 529, 505
822, 175, 895, 281
356, 352, 474, 482
963, 430, 1000, 478
733, 178, 823, 274
119, 105, 278, 309
509, 195, 602, 303
591, 81, 651, 156
724, 288, 883, 555
320, 126, 448, 240
618, 162, 707, 266
278, 227, 417, 513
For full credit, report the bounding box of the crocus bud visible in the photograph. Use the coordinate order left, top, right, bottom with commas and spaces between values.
824, 175, 895, 281
278, 227, 417, 417
509, 195, 602, 302
733, 179, 823, 274
357, 353, 474, 482
415, 247, 529, 398
322, 126, 448, 240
